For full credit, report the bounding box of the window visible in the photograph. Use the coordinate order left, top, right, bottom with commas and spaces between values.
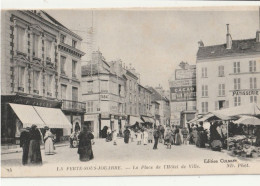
46, 40, 52, 60
233, 62, 240, 73
202, 85, 208, 97
17, 27, 25, 52
60, 56, 66, 75
18, 67, 25, 91
218, 65, 224, 77
118, 84, 121, 96
61, 84, 67, 100
72, 40, 77, 48
129, 93, 132, 102
33, 71, 40, 93
47, 74, 53, 96
72, 60, 77, 78
129, 80, 132, 90
32, 34, 39, 57
218, 84, 225, 96
87, 101, 94, 112
202, 67, 207, 78
234, 78, 241, 90
250, 77, 257, 89
87, 81, 93, 93
234, 97, 241, 106
250, 96, 257, 103
201, 102, 208, 113
100, 80, 108, 93
249, 60, 256, 72
72, 87, 78, 102
60, 34, 66, 43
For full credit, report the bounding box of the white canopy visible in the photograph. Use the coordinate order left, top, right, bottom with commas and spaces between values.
9, 103, 46, 128
234, 115, 260, 125
33, 106, 72, 128
129, 116, 143, 126
212, 103, 260, 117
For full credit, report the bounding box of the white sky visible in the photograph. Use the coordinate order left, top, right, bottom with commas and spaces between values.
46, 7, 259, 89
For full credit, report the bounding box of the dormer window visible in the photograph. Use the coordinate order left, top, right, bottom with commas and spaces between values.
60, 34, 66, 43
72, 39, 77, 48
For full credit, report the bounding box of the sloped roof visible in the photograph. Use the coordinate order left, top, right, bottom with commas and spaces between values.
147, 87, 169, 102
81, 63, 110, 76
197, 38, 260, 60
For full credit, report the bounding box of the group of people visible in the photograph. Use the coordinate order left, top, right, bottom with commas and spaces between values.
20, 125, 56, 166
123, 127, 154, 145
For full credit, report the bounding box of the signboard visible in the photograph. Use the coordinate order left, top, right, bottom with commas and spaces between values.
101, 113, 110, 119
170, 86, 196, 101
169, 79, 195, 87
175, 68, 196, 80
100, 94, 109, 100
232, 90, 259, 96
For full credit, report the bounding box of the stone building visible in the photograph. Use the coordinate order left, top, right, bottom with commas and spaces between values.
196, 24, 260, 116
1, 10, 85, 146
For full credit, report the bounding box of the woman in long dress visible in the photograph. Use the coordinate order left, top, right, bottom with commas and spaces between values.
143, 129, 148, 145
44, 127, 55, 155
175, 128, 182, 145
28, 125, 42, 165
78, 126, 94, 161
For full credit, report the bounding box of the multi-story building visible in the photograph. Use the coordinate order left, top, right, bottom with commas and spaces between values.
1, 10, 85, 146
138, 84, 153, 125
151, 100, 160, 125
81, 51, 127, 138
168, 62, 196, 127
196, 25, 260, 116
148, 86, 171, 126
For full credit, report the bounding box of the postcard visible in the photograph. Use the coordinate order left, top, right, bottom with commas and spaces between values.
1, 6, 260, 177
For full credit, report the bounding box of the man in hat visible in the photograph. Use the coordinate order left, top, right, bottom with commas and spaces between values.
20, 127, 31, 165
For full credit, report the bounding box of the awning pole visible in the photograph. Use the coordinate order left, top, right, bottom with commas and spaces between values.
227, 121, 229, 150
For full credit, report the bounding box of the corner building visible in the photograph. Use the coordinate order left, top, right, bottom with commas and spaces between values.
196, 26, 260, 116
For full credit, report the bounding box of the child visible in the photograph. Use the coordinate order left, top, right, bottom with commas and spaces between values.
136, 130, 142, 145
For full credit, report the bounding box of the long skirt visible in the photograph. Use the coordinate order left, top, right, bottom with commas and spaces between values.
28, 140, 42, 165
79, 146, 94, 161
143, 137, 148, 145
196, 132, 205, 148
124, 135, 130, 143
22, 144, 30, 165
45, 138, 55, 155
175, 134, 182, 145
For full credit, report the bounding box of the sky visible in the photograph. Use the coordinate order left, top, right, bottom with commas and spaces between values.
46, 7, 259, 89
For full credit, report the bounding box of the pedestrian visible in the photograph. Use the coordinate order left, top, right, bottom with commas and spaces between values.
181, 127, 189, 145
196, 124, 206, 148
113, 129, 118, 145
77, 126, 94, 161
153, 127, 160, 150
136, 130, 142, 145
148, 127, 153, 143
20, 127, 31, 165
164, 127, 173, 149
106, 127, 112, 142
130, 129, 135, 142
255, 126, 260, 147
44, 127, 55, 155
28, 125, 42, 165
143, 129, 148, 145
174, 127, 182, 145
123, 127, 130, 144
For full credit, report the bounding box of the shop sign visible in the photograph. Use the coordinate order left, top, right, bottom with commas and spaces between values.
171, 86, 196, 93
169, 79, 195, 87
84, 114, 98, 120
100, 94, 109, 100
232, 90, 259, 96
175, 69, 196, 80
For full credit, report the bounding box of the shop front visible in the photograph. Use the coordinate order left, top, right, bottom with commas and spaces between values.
84, 114, 99, 138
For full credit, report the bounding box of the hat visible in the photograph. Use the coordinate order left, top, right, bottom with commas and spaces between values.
44, 126, 49, 130
31, 124, 37, 129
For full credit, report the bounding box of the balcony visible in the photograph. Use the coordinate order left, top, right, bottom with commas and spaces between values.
61, 99, 86, 113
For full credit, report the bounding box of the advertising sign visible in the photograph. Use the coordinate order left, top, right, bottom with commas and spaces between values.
100, 94, 110, 100
169, 79, 196, 87
175, 68, 196, 80
170, 86, 196, 101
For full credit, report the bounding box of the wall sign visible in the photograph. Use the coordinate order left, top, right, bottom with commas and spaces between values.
232, 90, 259, 96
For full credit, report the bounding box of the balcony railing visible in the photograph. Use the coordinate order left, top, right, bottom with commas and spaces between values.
61, 99, 86, 113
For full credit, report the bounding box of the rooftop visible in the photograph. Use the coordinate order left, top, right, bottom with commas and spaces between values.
197, 38, 260, 60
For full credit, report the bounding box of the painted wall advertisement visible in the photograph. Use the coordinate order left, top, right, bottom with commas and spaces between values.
170, 86, 196, 101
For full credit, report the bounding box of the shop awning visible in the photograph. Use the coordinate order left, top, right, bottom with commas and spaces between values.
33, 106, 72, 128
129, 116, 143, 126
142, 116, 152, 123
234, 115, 260, 125
9, 103, 46, 128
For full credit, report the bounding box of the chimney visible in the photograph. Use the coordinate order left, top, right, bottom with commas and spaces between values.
198, 40, 204, 48
226, 24, 232, 49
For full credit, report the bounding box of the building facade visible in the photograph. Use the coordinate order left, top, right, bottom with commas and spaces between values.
168, 62, 196, 127
1, 10, 85, 145
196, 25, 260, 116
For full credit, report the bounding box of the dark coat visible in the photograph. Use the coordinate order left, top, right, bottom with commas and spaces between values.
20, 129, 30, 165
123, 129, 130, 143
28, 129, 42, 165
78, 130, 94, 161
